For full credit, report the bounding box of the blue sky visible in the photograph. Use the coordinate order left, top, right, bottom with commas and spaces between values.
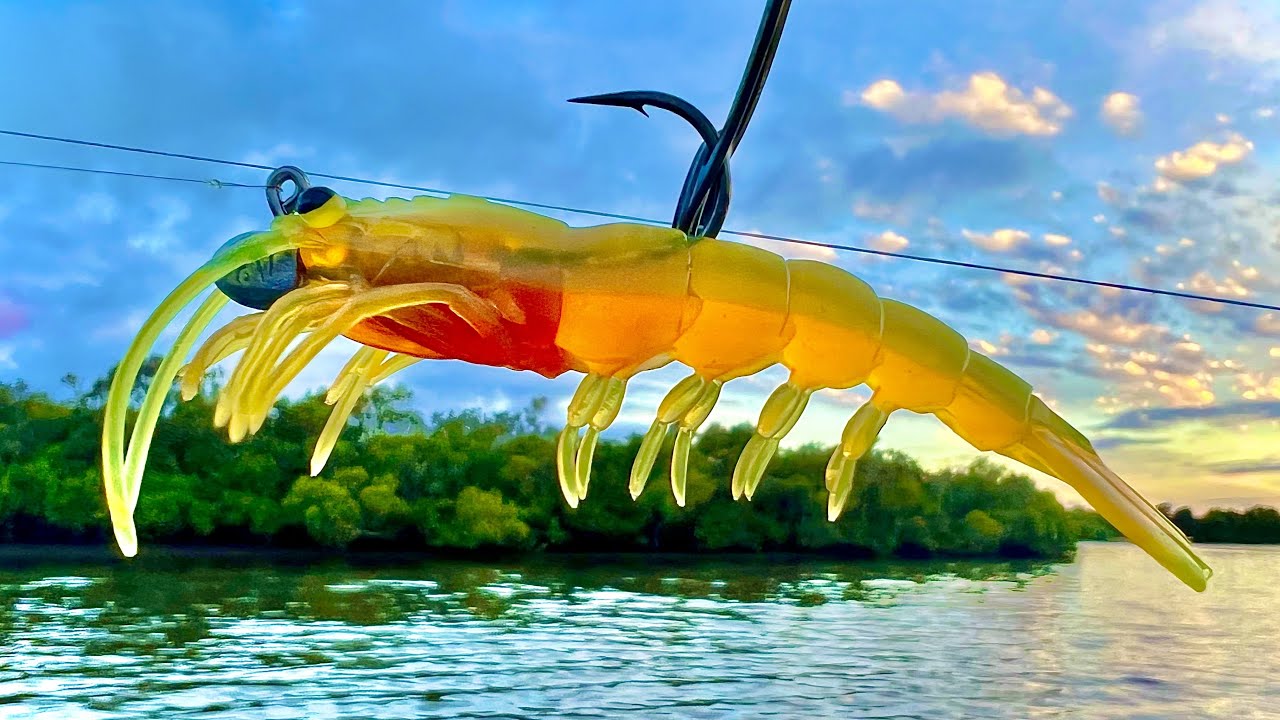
2, 0, 1279, 509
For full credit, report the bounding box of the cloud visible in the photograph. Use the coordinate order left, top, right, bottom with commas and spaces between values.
994, 278, 1266, 409
1202, 460, 1280, 476
72, 192, 120, 225
870, 230, 909, 251
1177, 269, 1254, 300
854, 72, 1073, 136
1153, 132, 1254, 183
126, 198, 193, 253
740, 229, 837, 261
1096, 181, 1123, 205
845, 137, 1042, 203
1103, 400, 1280, 430
962, 227, 1029, 252
1043, 233, 1071, 246
1101, 92, 1142, 135
1151, 0, 1280, 65
1257, 313, 1280, 335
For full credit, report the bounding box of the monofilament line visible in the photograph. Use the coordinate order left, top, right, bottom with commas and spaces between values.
3, 128, 1278, 314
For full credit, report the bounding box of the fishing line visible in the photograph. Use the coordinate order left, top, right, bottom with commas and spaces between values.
0, 159, 265, 188
3, 128, 1278, 314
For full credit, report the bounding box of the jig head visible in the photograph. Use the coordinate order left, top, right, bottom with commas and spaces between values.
214, 165, 336, 310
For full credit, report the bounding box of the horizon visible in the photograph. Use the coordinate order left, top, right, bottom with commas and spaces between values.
1, 1, 1279, 513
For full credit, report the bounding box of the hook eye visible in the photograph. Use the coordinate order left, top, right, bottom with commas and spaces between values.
266, 166, 312, 216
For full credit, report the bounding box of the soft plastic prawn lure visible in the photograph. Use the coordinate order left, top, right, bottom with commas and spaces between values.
100, 188, 1212, 591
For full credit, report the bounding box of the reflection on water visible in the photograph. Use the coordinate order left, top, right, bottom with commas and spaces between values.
0, 543, 1274, 718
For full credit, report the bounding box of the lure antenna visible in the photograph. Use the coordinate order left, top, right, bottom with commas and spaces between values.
570, 0, 792, 238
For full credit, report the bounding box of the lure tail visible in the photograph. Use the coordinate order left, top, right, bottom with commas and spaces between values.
1002, 406, 1211, 591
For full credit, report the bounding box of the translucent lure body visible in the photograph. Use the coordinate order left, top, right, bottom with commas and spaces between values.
101, 192, 1212, 592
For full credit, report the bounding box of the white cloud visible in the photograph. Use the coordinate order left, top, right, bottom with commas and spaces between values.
127, 198, 192, 253
961, 228, 1029, 252
1154, 132, 1253, 183
851, 198, 903, 222
1152, 0, 1280, 65
1177, 270, 1253, 299
855, 72, 1072, 136
738, 228, 836, 261
1043, 233, 1072, 246
1030, 328, 1056, 344
1096, 181, 1123, 205
1256, 313, 1280, 335
241, 143, 315, 168
72, 192, 119, 224
870, 230, 909, 252
1100, 92, 1141, 135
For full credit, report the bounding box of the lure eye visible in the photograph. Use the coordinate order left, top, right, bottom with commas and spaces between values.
214, 232, 302, 310
296, 186, 347, 228
296, 186, 336, 214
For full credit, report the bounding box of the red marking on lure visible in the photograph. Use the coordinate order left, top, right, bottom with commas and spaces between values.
345, 279, 569, 378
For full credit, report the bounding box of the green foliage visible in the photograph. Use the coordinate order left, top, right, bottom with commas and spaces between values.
4, 367, 1236, 557
1166, 504, 1280, 544
283, 477, 362, 548
962, 510, 1004, 554
425, 486, 532, 549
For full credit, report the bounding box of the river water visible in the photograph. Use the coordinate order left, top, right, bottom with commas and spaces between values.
0, 542, 1274, 719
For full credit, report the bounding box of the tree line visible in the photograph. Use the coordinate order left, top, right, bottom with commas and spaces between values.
1163, 504, 1280, 544
8, 360, 1257, 560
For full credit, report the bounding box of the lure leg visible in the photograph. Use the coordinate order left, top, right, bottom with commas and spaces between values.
557, 374, 628, 506
311, 350, 428, 476
254, 283, 503, 422
329, 351, 426, 404
311, 347, 387, 475
366, 352, 425, 386
627, 373, 723, 507
824, 396, 892, 521
215, 281, 353, 440
732, 378, 814, 501
178, 311, 263, 401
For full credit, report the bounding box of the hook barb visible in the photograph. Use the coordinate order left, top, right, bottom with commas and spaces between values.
568, 0, 792, 238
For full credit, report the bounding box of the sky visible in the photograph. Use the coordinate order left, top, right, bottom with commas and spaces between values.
1, 0, 1279, 511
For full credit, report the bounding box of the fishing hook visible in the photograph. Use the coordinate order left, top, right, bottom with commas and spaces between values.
571, 0, 792, 238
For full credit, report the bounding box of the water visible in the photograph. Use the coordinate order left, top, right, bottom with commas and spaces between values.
0, 542, 1274, 719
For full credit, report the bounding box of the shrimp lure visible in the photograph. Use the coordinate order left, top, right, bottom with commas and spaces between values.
99, 1, 1210, 591
99, 178, 1211, 591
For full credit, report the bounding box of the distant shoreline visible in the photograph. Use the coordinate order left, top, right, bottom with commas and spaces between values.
0, 539, 1273, 570
6, 377, 1278, 560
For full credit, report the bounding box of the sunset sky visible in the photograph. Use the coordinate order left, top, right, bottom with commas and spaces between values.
1, 0, 1278, 510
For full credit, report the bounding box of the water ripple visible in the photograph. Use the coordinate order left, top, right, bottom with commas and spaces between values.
0, 544, 1274, 718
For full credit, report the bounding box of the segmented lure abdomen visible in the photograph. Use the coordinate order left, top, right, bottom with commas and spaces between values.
779, 259, 883, 389
553, 224, 692, 376
669, 240, 791, 380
